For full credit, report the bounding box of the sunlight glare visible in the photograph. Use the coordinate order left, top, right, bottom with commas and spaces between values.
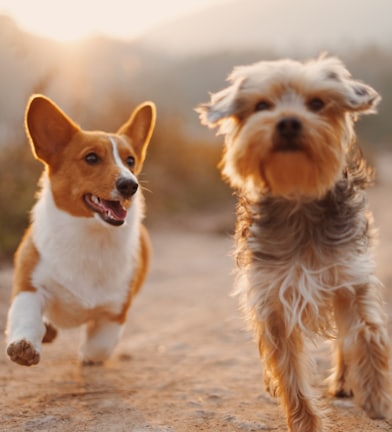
0, 0, 229, 42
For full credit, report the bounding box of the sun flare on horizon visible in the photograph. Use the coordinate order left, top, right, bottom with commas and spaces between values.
0, 0, 229, 42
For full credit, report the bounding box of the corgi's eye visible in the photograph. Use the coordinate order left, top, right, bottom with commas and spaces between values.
85, 152, 100, 165
255, 101, 272, 111
308, 98, 325, 112
126, 156, 135, 168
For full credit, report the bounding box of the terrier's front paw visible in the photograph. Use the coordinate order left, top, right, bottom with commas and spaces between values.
329, 381, 353, 398
328, 374, 353, 398
264, 369, 279, 397
7, 339, 40, 366
361, 393, 392, 420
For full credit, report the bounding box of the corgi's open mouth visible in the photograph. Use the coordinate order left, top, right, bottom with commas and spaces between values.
83, 194, 128, 226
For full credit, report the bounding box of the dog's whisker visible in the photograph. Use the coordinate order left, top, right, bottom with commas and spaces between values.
140, 185, 153, 194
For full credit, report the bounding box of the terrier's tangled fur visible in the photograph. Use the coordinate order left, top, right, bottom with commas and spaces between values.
197, 56, 392, 432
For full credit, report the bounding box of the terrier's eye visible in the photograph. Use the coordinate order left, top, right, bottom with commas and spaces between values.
126, 156, 135, 168
308, 98, 325, 112
255, 101, 272, 111
84, 152, 100, 165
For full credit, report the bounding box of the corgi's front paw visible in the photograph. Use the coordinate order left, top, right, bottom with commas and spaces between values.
7, 339, 40, 366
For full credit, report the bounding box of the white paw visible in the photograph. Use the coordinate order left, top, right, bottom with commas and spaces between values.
81, 320, 124, 365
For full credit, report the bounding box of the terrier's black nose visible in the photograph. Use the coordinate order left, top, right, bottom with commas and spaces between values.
276, 117, 302, 138
116, 177, 138, 198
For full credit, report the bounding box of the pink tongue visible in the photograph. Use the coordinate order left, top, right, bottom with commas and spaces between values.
101, 199, 127, 221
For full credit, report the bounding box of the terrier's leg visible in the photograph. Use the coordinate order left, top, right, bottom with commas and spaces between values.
333, 286, 392, 419
257, 311, 323, 432
329, 291, 354, 398
81, 318, 124, 365
6, 291, 46, 366
328, 339, 353, 398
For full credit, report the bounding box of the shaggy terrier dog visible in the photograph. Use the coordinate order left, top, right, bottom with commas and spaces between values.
197, 56, 391, 431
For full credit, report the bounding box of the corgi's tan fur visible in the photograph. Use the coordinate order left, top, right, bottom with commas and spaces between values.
6, 95, 156, 366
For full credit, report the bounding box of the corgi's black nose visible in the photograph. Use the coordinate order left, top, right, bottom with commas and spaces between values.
116, 177, 138, 198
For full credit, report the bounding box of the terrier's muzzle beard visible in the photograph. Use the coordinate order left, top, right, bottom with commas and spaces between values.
265, 116, 344, 199
223, 115, 345, 200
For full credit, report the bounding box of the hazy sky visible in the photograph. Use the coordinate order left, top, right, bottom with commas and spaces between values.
0, 0, 230, 42
143, 0, 392, 56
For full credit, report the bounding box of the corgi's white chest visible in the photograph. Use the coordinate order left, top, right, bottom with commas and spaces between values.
31, 179, 141, 327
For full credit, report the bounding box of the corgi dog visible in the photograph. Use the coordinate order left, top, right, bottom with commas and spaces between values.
6, 95, 156, 366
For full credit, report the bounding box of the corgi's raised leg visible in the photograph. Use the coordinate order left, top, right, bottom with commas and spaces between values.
42, 320, 58, 343
6, 291, 46, 366
81, 318, 124, 365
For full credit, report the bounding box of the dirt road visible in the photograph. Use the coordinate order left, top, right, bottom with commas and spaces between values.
1, 155, 392, 432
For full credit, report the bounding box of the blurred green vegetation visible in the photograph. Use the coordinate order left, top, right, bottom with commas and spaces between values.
0, 142, 41, 261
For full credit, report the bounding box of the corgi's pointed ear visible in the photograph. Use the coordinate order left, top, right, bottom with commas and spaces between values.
25, 95, 80, 165
117, 102, 156, 166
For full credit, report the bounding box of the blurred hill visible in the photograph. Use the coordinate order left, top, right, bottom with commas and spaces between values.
142, 0, 392, 56
1, 0, 392, 146
1, 0, 392, 259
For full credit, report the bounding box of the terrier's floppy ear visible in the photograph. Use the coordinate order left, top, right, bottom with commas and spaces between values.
321, 57, 381, 114
341, 78, 381, 114
117, 102, 156, 168
25, 95, 80, 165
197, 86, 237, 127
196, 77, 245, 129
